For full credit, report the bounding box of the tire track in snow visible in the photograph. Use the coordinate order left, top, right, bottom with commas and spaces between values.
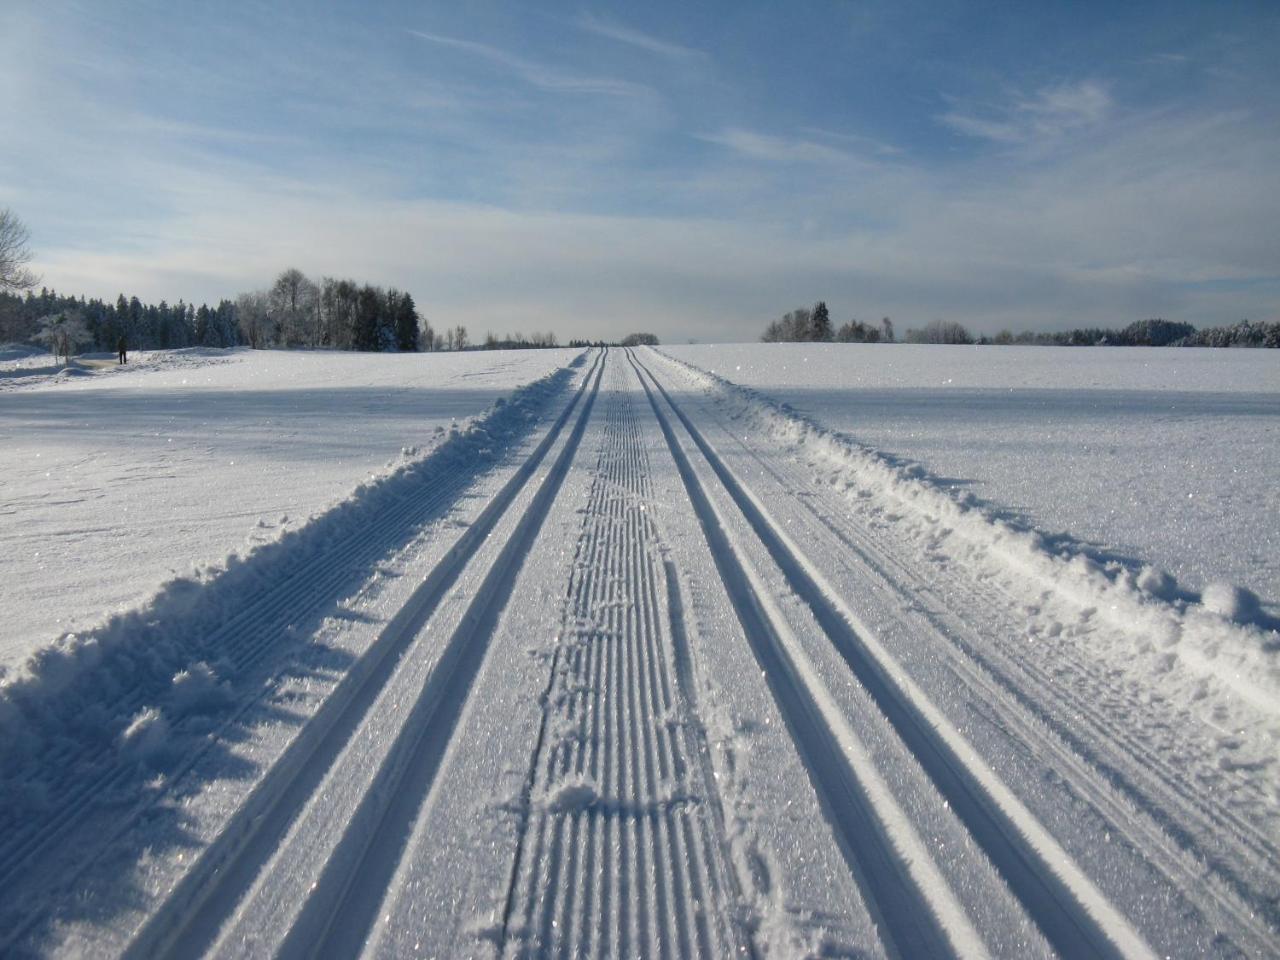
498, 353, 747, 958
118, 349, 605, 959
631, 349, 1158, 960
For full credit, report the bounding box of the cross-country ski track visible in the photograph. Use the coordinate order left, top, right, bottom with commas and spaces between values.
2, 346, 1277, 958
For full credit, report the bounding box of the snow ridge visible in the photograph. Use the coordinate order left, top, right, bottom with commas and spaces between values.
0, 356, 584, 866
631, 351, 992, 957
0, 345, 238, 392
651, 349, 1280, 716
644, 347, 1279, 954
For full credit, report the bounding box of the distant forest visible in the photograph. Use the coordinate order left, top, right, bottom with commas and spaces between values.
0, 275, 665, 357
0, 269, 428, 354
764, 301, 1280, 347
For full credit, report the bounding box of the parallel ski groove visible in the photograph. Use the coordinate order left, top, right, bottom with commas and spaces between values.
120, 350, 604, 960
735, 390, 1278, 868
271, 348, 607, 960
629, 349, 966, 958
660, 349, 1280, 951
0, 426, 466, 890
499, 354, 742, 958
632, 348, 1160, 960
771, 439, 1280, 944
1, 358, 593, 957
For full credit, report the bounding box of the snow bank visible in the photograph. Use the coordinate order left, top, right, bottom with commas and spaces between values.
0, 343, 44, 361
652, 349, 1280, 717
665, 342, 1280, 607
0, 357, 583, 820
0, 346, 581, 666
0, 344, 238, 391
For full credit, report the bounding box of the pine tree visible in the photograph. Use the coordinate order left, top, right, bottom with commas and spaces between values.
375, 288, 398, 352
353, 285, 381, 351
811, 301, 832, 341
394, 291, 419, 351
194, 304, 212, 344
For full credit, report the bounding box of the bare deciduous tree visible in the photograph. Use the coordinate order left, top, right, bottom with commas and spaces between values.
269, 267, 320, 346
236, 291, 270, 349
0, 207, 40, 292
904, 318, 973, 344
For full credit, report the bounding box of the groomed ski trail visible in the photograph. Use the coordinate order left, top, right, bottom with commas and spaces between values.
497, 352, 747, 958
4, 346, 1274, 958
643, 346, 1280, 957
135, 350, 607, 959
630, 348, 1153, 959
634, 345, 1279, 959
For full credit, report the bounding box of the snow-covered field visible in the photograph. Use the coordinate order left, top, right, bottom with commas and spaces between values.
1, 344, 1276, 958
667, 342, 1280, 614
0, 346, 580, 667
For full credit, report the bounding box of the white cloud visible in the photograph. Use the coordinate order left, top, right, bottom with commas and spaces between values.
698, 127, 868, 166
32, 92, 1280, 342
12, 4, 1277, 342
574, 13, 707, 61
941, 80, 1113, 144
407, 29, 652, 99
798, 126, 903, 157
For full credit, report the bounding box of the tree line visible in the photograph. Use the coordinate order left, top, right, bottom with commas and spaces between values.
480, 330, 559, 350
236, 269, 423, 352
762, 302, 896, 343
762, 302, 1279, 348
982, 317, 1279, 347
0, 269, 436, 356
1, 287, 241, 353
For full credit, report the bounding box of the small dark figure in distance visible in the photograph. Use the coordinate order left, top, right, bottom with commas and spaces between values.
117, 336, 127, 364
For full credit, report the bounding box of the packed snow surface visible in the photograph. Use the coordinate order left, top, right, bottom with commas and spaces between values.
1, 346, 1276, 958
665, 342, 1280, 612
0, 346, 579, 667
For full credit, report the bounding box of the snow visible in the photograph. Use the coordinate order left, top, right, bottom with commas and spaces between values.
1200, 581, 1263, 624
0, 346, 581, 670
118, 706, 170, 761
664, 342, 1280, 614
168, 661, 234, 717
2, 345, 1276, 957
654, 345, 1280, 710
637, 347, 1280, 955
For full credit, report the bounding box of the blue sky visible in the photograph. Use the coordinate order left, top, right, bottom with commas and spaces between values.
4, 0, 1278, 341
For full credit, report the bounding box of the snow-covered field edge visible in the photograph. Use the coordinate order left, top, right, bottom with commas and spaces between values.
0, 344, 239, 392
648, 347, 1280, 737
0, 353, 586, 816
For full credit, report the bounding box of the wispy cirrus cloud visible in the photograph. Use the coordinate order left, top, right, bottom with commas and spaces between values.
574, 13, 707, 61
9, 0, 1279, 341
1142, 52, 1191, 66
698, 127, 864, 165
799, 126, 903, 157
940, 80, 1112, 144
29, 96, 1280, 342
408, 29, 652, 99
